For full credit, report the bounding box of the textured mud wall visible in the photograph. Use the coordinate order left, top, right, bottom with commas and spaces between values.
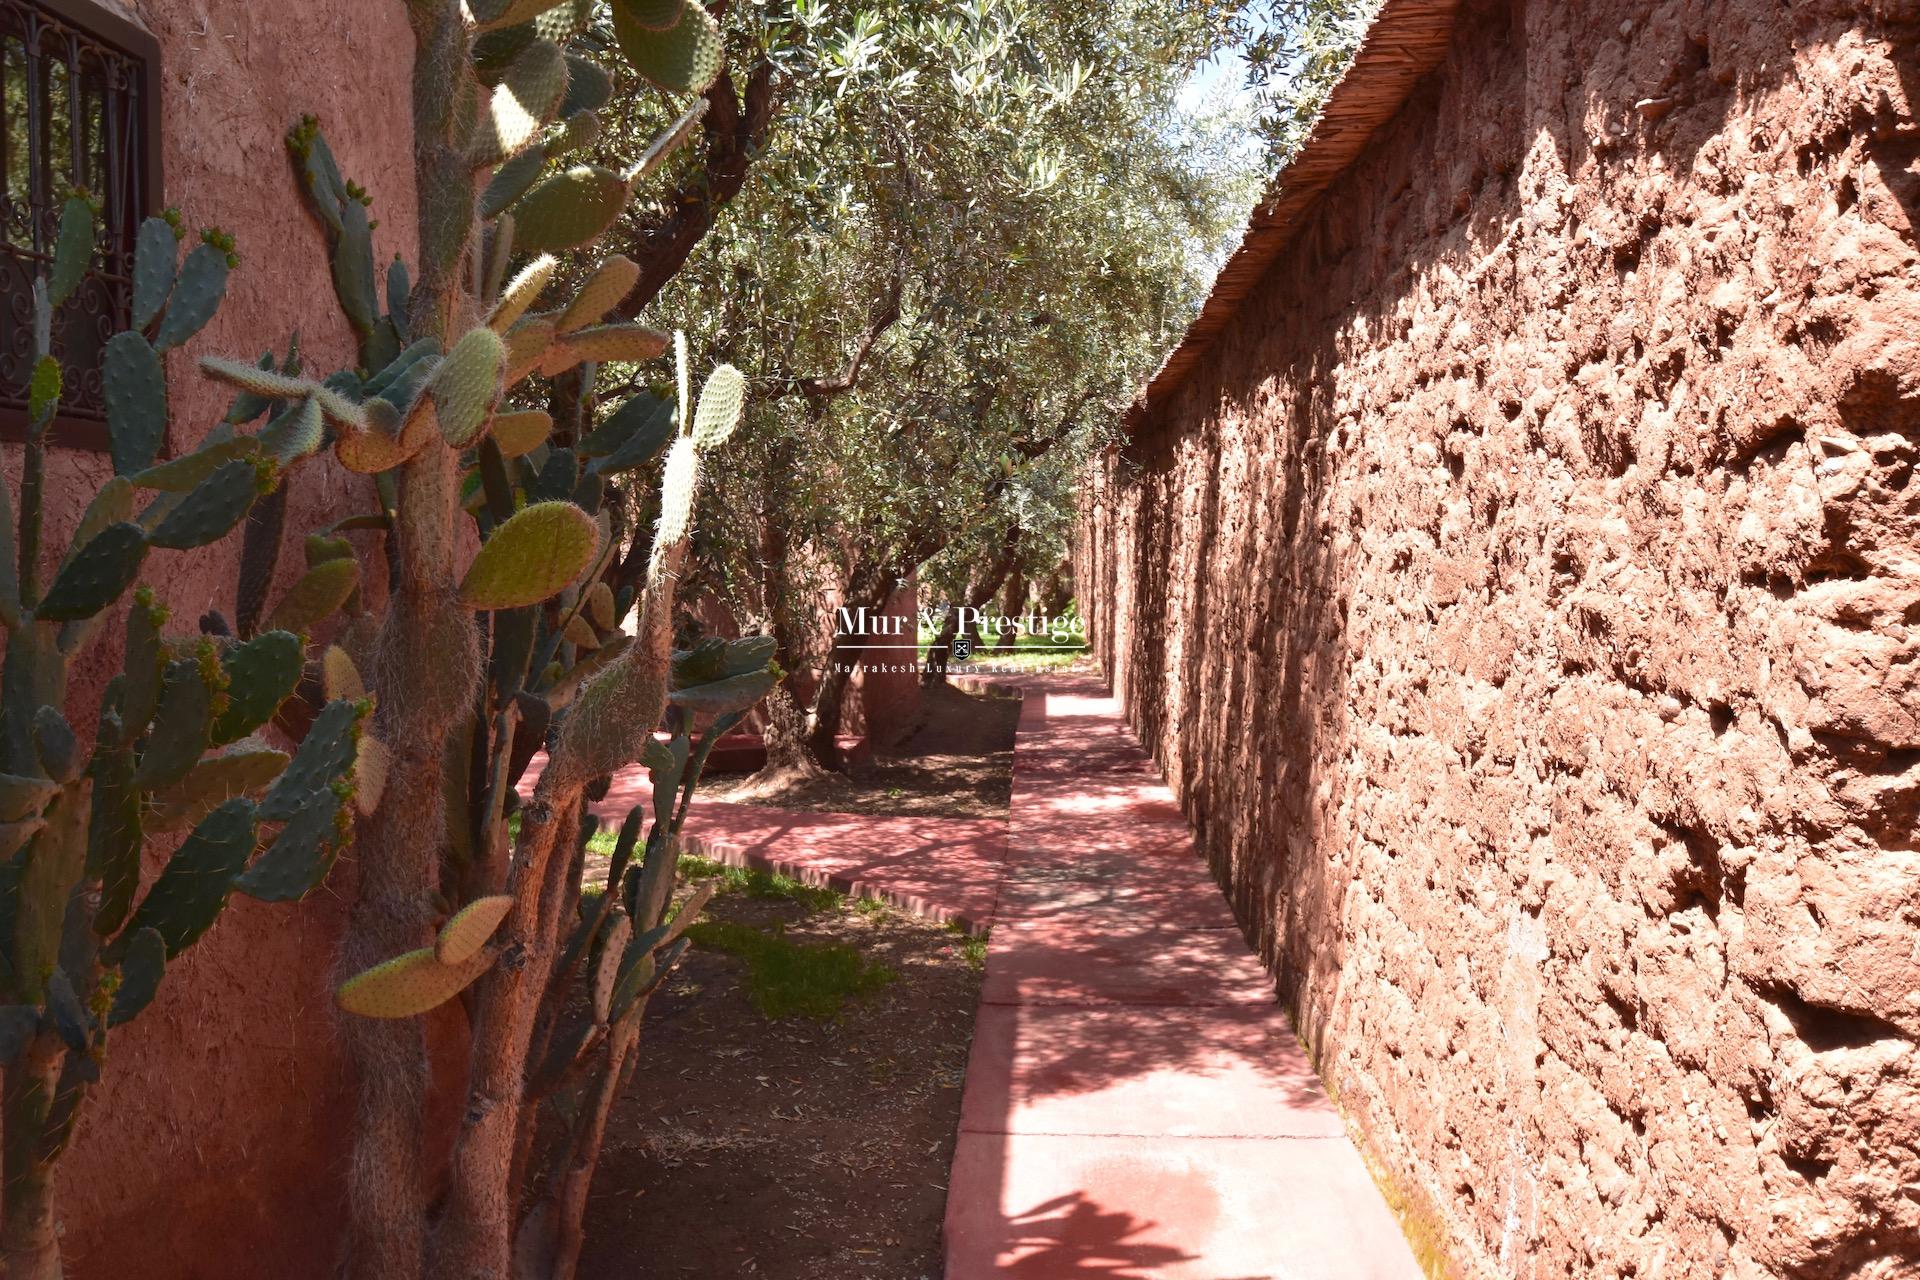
0, 3, 417, 1276
1082, 1, 1920, 1275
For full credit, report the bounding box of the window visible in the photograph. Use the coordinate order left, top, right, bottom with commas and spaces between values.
0, 0, 159, 450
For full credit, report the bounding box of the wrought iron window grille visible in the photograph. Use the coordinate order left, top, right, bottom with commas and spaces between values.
0, 0, 161, 451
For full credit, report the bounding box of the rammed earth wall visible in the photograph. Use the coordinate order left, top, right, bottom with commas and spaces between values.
1079, 1, 1920, 1275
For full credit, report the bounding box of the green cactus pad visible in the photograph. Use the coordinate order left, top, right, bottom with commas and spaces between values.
87, 742, 141, 934
612, 0, 724, 95
32, 706, 80, 783
691, 363, 746, 449
58, 477, 136, 573
211, 630, 303, 745
108, 928, 166, 1026
135, 657, 217, 792
120, 798, 257, 958
233, 785, 346, 902
121, 591, 166, 732
131, 216, 179, 330
35, 522, 147, 621
337, 945, 497, 1018
540, 323, 670, 376
0, 774, 59, 823
47, 196, 95, 309
146, 458, 265, 551
475, 39, 569, 163
491, 409, 552, 459
489, 254, 556, 333
430, 327, 507, 448
669, 667, 777, 717
580, 390, 671, 462
558, 255, 639, 333
27, 353, 59, 429
130, 435, 258, 492
547, 110, 602, 162
457, 500, 598, 610
103, 332, 169, 476
504, 316, 557, 385
617, 0, 686, 31
560, 53, 613, 117
471, 0, 565, 32
435, 894, 515, 966
152, 242, 231, 353
258, 395, 326, 464
258, 697, 362, 823
265, 556, 359, 635
332, 198, 379, 340
508, 166, 631, 256
146, 746, 289, 834
536, 0, 594, 39
480, 147, 548, 222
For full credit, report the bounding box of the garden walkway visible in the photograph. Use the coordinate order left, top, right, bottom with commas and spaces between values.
582, 674, 1421, 1276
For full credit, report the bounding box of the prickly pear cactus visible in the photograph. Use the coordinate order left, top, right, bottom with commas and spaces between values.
0, 198, 365, 1280
275, 7, 783, 1280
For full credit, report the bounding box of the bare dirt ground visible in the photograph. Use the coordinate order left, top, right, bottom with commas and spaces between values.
575, 884, 986, 1280
575, 679, 1019, 1279
702, 681, 1021, 820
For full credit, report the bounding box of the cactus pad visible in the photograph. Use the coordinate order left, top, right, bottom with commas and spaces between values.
489, 254, 556, 333
198, 356, 316, 402
0, 774, 59, 823
539, 323, 669, 375
558, 256, 638, 333
618, 0, 686, 31
353, 733, 389, 816
131, 216, 178, 330
108, 928, 166, 1027
435, 894, 515, 966
337, 945, 497, 1019
135, 657, 217, 791
322, 646, 367, 701
265, 556, 359, 635
591, 908, 632, 1022
585, 580, 615, 630
560, 53, 613, 117
130, 435, 258, 492
121, 798, 257, 958
211, 630, 304, 744
612, 0, 724, 95
481, 147, 547, 223
152, 242, 231, 353
458, 500, 598, 610
35, 522, 147, 621
650, 435, 699, 567
669, 667, 777, 716
583, 392, 674, 473
509, 166, 631, 256
47, 196, 95, 309
103, 332, 169, 476
475, 39, 569, 163
258, 395, 326, 464
259, 697, 363, 823
234, 785, 347, 902
691, 363, 746, 449
491, 409, 553, 459
145, 746, 289, 834
146, 458, 266, 551
430, 327, 507, 447
504, 316, 557, 384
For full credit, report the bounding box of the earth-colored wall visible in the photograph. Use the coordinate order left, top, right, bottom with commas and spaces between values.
1080, 1, 1920, 1276
0, 3, 417, 1276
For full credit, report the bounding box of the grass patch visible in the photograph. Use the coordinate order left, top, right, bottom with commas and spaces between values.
677, 855, 843, 911
685, 920, 896, 1020
947, 920, 989, 970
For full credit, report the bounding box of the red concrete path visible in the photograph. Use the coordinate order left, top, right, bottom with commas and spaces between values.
945, 675, 1422, 1279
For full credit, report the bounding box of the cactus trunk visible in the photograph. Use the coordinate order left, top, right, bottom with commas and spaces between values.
1, 1031, 67, 1280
